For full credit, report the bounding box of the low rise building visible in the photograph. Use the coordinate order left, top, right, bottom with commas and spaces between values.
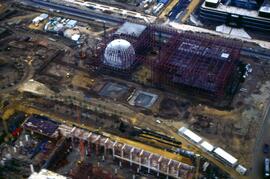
32, 13, 48, 25
200, 0, 270, 31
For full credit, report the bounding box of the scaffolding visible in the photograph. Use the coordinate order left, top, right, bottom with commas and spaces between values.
96, 22, 242, 98
156, 32, 241, 97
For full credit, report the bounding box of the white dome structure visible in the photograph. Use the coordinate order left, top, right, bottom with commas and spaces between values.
103, 39, 136, 70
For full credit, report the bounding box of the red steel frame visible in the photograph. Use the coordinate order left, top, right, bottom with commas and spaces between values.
155, 31, 241, 97
96, 23, 242, 98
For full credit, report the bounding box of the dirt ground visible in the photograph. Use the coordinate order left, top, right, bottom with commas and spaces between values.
1, 4, 270, 170
176, 56, 270, 167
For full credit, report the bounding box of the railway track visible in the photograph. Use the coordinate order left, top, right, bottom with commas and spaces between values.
241, 47, 270, 60
25, 0, 124, 24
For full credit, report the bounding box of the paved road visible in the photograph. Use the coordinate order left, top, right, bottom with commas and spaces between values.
21, 0, 124, 24
251, 103, 270, 179
241, 47, 270, 61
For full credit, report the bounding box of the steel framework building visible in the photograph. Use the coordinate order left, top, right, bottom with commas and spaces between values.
96, 22, 242, 98
156, 32, 241, 97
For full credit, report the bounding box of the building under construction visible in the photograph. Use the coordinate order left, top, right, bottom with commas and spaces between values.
18, 114, 194, 179
96, 22, 242, 98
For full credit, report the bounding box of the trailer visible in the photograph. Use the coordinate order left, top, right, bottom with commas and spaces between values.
213, 147, 238, 167
178, 127, 202, 144
235, 164, 247, 175
200, 141, 214, 152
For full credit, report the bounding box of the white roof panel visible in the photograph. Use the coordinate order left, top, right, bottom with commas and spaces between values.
200, 141, 214, 152
66, 19, 77, 27
32, 14, 48, 23
202, 2, 270, 19
40, 13, 49, 19
178, 127, 202, 143
221, 52, 229, 58
236, 164, 247, 175
178, 127, 186, 133
205, 0, 219, 4
115, 22, 147, 37
32, 17, 41, 23
213, 147, 238, 165
259, 6, 270, 13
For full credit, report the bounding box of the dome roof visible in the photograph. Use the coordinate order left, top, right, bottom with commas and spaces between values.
103, 39, 135, 70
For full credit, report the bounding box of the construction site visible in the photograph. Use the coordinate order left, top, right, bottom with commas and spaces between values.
94, 21, 243, 101
0, 0, 270, 179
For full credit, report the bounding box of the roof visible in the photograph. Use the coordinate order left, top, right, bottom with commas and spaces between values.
200, 141, 214, 152
178, 127, 202, 143
115, 22, 147, 37
40, 13, 49, 19
66, 19, 77, 28
236, 164, 247, 174
213, 147, 238, 165
221, 52, 230, 58
28, 169, 67, 179
259, 6, 270, 13
32, 13, 48, 23
259, 0, 270, 13
205, 0, 220, 4
202, 1, 270, 19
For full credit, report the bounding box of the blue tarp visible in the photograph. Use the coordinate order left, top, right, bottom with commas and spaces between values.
24, 115, 59, 137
